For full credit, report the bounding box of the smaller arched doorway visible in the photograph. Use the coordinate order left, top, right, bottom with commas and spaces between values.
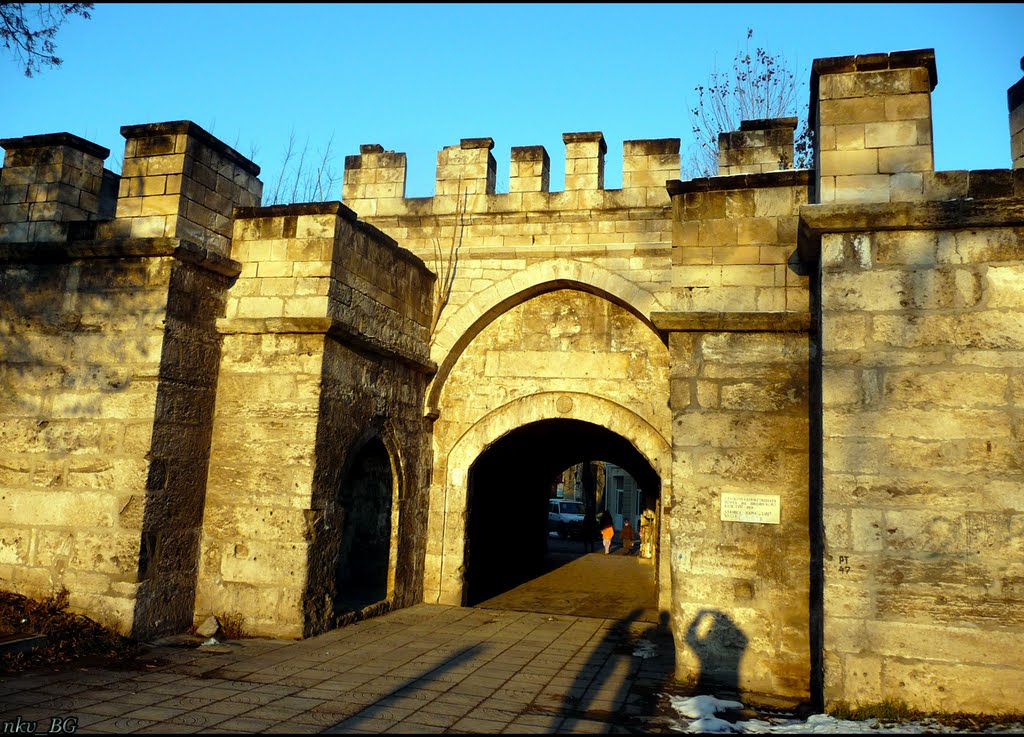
430, 392, 672, 611
333, 436, 394, 616
464, 418, 662, 614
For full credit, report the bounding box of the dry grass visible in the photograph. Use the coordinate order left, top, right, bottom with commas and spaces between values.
827, 699, 1024, 732
217, 612, 247, 640
0, 588, 139, 672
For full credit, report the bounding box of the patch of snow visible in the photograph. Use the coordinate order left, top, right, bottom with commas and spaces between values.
670, 695, 744, 719
664, 694, 1024, 734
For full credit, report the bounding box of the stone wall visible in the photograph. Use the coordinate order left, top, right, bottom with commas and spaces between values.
0, 122, 253, 639
197, 202, 434, 638
718, 118, 799, 176
658, 321, 812, 703
667, 168, 810, 313
802, 50, 1024, 715
2, 44, 1024, 719
0, 133, 112, 243
657, 115, 814, 703
343, 134, 679, 612
803, 198, 1024, 714
0, 242, 236, 637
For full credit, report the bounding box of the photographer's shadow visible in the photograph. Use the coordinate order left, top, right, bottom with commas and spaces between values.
685, 609, 748, 696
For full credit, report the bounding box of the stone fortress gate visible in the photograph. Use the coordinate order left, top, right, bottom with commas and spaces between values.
2, 48, 1023, 715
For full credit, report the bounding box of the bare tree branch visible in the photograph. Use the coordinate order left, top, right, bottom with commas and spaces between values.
0, 3, 93, 78
429, 181, 466, 336
685, 28, 813, 178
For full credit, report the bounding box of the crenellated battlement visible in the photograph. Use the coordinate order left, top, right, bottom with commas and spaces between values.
341, 133, 683, 218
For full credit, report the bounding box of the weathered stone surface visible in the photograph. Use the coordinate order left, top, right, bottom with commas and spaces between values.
820, 219, 1024, 715
2, 47, 1023, 716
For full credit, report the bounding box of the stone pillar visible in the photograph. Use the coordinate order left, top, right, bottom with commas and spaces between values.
342, 144, 408, 217
623, 138, 680, 206
98, 121, 262, 256
563, 132, 606, 190
509, 145, 550, 193
718, 118, 798, 175
435, 138, 496, 197
814, 49, 936, 203
201, 201, 434, 638
1009, 57, 1024, 170
0, 132, 110, 243
654, 315, 812, 705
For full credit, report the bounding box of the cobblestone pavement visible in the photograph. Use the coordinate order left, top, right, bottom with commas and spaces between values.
0, 602, 678, 734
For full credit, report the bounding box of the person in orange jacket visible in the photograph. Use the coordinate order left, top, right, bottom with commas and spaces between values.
599, 510, 614, 555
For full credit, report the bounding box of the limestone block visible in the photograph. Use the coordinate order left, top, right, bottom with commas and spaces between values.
966, 512, 1024, 558
864, 120, 921, 149
820, 97, 886, 126
720, 381, 803, 413
831, 174, 891, 203
1, 489, 114, 527
883, 93, 931, 121
824, 270, 906, 310
821, 149, 879, 178
720, 265, 775, 288
837, 652, 884, 705
882, 659, 1024, 715
825, 403, 1013, 441
219, 540, 307, 587
984, 265, 1024, 308
69, 529, 141, 576
0, 530, 31, 565
878, 146, 933, 174
882, 370, 1006, 407
936, 228, 1020, 265
693, 217, 735, 248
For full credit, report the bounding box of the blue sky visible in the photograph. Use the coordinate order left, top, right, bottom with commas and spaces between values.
2, 3, 1021, 199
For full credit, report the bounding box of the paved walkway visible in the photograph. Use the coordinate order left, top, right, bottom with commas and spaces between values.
0, 554, 678, 734
477, 547, 660, 623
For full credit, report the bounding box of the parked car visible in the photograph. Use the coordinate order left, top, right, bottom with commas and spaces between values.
548, 498, 586, 539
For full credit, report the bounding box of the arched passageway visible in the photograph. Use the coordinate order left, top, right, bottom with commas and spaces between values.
463, 418, 661, 616
334, 436, 393, 615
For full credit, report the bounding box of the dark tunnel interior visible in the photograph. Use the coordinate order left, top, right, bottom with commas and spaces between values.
464, 418, 660, 605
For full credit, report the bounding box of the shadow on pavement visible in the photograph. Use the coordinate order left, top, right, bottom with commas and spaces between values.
557, 607, 676, 731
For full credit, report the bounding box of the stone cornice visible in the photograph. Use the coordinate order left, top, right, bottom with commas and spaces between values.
666, 169, 811, 196
0, 132, 110, 160
798, 198, 1024, 261
120, 120, 261, 176
811, 49, 937, 91
0, 237, 241, 277
216, 316, 436, 375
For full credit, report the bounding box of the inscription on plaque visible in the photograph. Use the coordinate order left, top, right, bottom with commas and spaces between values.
720, 492, 781, 524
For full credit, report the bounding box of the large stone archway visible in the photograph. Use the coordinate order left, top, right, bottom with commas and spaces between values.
426, 263, 668, 417
425, 391, 672, 609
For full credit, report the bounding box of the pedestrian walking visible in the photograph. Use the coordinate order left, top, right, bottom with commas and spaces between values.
621, 519, 634, 555
599, 510, 614, 555
582, 509, 597, 553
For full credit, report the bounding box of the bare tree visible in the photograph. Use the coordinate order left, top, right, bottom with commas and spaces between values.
263, 131, 340, 206
686, 28, 812, 178
1, 3, 93, 77
429, 182, 467, 336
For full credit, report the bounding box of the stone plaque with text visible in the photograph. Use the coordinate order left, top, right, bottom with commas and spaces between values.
720, 492, 781, 524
